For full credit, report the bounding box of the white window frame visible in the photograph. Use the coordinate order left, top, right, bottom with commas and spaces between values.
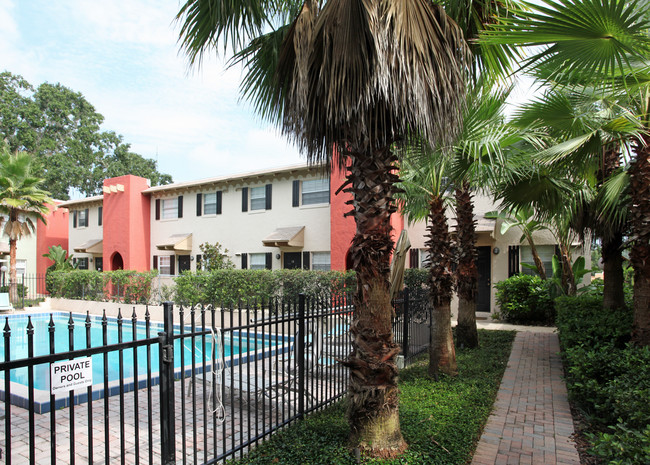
250, 253, 267, 270
521, 245, 555, 276
302, 179, 329, 206
16, 259, 27, 275
162, 198, 178, 219
312, 252, 331, 271
159, 256, 172, 275
250, 187, 266, 211
77, 257, 89, 270
203, 192, 217, 215
78, 209, 88, 227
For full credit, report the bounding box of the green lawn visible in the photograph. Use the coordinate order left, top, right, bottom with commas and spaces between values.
229, 329, 515, 465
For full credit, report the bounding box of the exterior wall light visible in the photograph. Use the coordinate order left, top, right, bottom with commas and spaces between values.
493, 247, 500, 255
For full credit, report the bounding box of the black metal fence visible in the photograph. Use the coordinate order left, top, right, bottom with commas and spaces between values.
392, 288, 432, 366
0, 290, 430, 464
0, 274, 48, 309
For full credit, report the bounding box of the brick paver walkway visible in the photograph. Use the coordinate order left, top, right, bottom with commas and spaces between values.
471, 331, 581, 465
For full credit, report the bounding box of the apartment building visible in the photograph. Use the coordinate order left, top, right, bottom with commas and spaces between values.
53, 163, 588, 316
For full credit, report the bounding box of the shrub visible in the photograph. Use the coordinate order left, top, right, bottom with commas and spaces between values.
47, 269, 158, 304
174, 269, 356, 308
494, 274, 554, 324
0, 283, 27, 297
556, 294, 650, 464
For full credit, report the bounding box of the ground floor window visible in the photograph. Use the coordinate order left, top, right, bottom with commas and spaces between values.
249, 253, 267, 270
312, 252, 331, 271
16, 259, 26, 275
76, 257, 89, 270
520, 245, 555, 277
159, 255, 172, 275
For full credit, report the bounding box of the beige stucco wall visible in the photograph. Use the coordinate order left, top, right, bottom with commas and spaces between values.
403, 192, 591, 315
150, 172, 331, 272
67, 203, 104, 271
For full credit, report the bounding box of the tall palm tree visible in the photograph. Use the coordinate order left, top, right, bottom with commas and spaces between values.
398, 154, 457, 378
177, 0, 470, 455
481, 0, 650, 343
0, 148, 52, 301
449, 82, 521, 348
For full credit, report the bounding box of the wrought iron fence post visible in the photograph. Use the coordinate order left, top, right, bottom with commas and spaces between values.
297, 294, 306, 420
402, 288, 410, 360
21, 274, 25, 309
159, 302, 176, 464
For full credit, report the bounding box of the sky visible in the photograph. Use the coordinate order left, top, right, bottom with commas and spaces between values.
0, 0, 304, 188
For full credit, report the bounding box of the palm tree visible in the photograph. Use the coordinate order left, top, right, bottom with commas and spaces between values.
177, 0, 470, 455
481, 0, 650, 343
0, 148, 52, 301
449, 82, 522, 348
398, 154, 457, 379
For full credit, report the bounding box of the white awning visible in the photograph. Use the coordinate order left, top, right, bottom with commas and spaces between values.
156, 233, 192, 251
74, 239, 103, 254
262, 226, 305, 248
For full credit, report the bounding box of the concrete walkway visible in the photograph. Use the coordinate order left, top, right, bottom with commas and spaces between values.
471, 330, 581, 465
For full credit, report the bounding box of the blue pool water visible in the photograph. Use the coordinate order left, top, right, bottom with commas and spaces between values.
0, 313, 276, 392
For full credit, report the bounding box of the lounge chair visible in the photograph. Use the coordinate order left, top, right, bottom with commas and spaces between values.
0, 293, 13, 313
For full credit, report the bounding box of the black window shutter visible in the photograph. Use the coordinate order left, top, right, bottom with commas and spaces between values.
155, 199, 160, 220
508, 246, 520, 277
177, 196, 183, 218
196, 193, 202, 216
265, 252, 272, 270
302, 252, 310, 270
170, 256, 176, 275
196, 254, 202, 270
73, 211, 77, 228
216, 191, 222, 214
241, 254, 248, 269
242, 188, 248, 212
153, 255, 158, 270
98, 206, 103, 226
409, 249, 419, 268
265, 184, 272, 210
292, 180, 300, 207
84, 208, 89, 226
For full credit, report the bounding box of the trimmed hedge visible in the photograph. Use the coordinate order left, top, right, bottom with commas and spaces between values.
174, 269, 357, 308
494, 274, 554, 324
47, 270, 158, 304
556, 295, 650, 464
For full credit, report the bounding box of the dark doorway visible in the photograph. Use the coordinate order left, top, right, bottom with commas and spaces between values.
476, 246, 491, 313
95, 257, 103, 272
284, 252, 301, 269
178, 255, 191, 273
111, 252, 124, 271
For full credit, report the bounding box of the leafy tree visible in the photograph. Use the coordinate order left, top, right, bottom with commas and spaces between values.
0, 148, 53, 301
177, 0, 469, 456
43, 245, 76, 271
198, 242, 234, 271
0, 71, 172, 199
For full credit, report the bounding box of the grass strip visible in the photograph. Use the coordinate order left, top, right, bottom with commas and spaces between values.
228, 329, 515, 465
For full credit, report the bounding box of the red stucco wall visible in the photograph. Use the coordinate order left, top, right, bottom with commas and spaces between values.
36, 203, 69, 276
329, 157, 404, 271
102, 175, 151, 272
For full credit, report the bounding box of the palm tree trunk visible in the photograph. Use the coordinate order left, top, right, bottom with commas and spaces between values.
602, 232, 625, 310
630, 136, 650, 346
426, 195, 458, 377
559, 244, 576, 296
526, 235, 547, 280
9, 237, 18, 302
454, 183, 479, 349
343, 147, 407, 457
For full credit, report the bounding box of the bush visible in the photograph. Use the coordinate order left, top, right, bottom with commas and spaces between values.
0, 283, 27, 296
556, 295, 650, 464
47, 270, 158, 304
174, 269, 357, 308
494, 274, 554, 324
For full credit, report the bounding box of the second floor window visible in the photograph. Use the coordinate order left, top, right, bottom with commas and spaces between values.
73, 208, 89, 228
250, 187, 266, 211
204, 193, 218, 215
302, 179, 329, 205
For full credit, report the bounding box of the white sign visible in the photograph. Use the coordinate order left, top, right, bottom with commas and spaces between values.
50, 358, 93, 394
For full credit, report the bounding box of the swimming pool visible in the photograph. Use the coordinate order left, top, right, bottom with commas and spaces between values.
0, 312, 287, 413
